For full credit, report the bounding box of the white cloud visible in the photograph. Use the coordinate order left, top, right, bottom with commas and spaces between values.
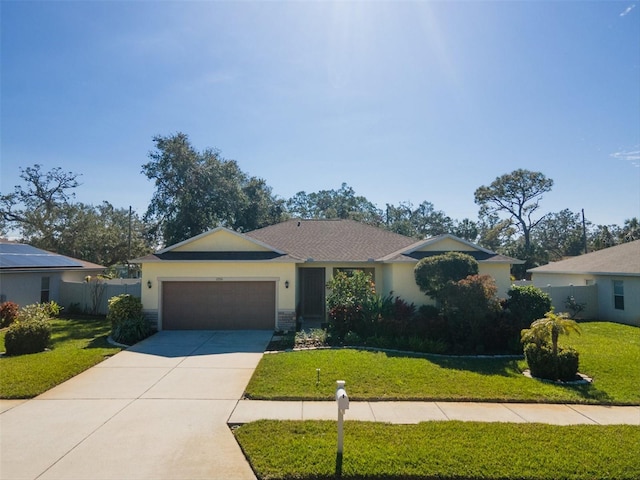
620, 4, 636, 16
611, 148, 640, 167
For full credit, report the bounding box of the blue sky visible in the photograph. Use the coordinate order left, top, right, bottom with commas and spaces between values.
2, 1, 639, 228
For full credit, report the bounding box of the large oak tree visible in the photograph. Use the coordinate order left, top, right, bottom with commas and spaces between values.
142, 133, 286, 246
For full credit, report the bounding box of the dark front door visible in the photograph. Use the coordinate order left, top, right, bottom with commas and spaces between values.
300, 268, 325, 320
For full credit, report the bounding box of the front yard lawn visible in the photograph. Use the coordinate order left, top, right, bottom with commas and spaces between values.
0, 316, 121, 398
245, 322, 639, 405
235, 420, 640, 480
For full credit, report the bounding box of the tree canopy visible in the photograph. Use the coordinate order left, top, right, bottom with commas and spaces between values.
142, 133, 286, 246
0, 165, 151, 267
474, 169, 553, 251
287, 183, 383, 226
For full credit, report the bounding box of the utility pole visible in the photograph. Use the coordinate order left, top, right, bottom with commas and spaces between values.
128, 206, 132, 277
582, 208, 588, 254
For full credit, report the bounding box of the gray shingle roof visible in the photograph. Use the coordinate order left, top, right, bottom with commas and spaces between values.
528, 240, 640, 276
245, 219, 417, 262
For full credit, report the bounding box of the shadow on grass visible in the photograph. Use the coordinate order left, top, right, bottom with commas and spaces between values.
383, 349, 523, 378
50, 317, 111, 344
335, 452, 343, 477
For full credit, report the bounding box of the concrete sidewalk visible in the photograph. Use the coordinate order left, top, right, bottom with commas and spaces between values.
230, 400, 640, 426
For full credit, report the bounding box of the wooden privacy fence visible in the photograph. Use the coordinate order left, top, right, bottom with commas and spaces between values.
60, 279, 141, 315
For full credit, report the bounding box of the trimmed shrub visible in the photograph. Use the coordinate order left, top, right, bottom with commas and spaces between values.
107, 294, 150, 345
524, 343, 579, 381
107, 294, 144, 325
440, 274, 501, 353
414, 252, 479, 300
506, 285, 551, 326
3, 303, 56, 355
0, 301, 19, 328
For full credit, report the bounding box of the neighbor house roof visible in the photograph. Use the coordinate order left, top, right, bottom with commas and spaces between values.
0, 242, 105, 271
528, 240, 640, 277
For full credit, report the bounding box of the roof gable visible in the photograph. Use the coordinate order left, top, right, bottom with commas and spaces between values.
529, 240, 640, 276
159, 227, 283, 254
408, 234, 494, 254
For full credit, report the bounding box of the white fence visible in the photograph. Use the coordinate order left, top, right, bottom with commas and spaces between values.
60, 279, 141, 316
538, 284, 599, 319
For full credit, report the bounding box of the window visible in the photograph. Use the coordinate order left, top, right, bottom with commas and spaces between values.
333, 267, 375, 283
40, 277, 50, 303
613, 280, 624, 310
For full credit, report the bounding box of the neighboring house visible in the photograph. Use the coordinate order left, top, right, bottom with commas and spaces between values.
0, 242, 105, 307
133, 219, 522, 331
528, 240, 640, 326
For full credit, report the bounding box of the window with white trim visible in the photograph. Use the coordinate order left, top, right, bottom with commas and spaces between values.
40, 277, 50, 303
613, 280, 624, 310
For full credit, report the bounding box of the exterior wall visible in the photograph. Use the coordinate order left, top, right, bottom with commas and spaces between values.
173, 229, 270, 252
141, 261, 296, 330
478, 263, 512, 299
532, 272, 640, 326
538, 284, 599, 319
416, 237, 477, 252
595, 275, 639, 326
382, 263, 433, 308
0, 271, 62, 307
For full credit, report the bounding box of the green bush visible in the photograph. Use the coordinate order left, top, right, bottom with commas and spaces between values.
506, 285, 552, 326
326, 271, 377, 340
3, 303, 61, 355
524, 343, 579, 381
0, 301, 19, 327
107, 294, 144, 324
440, 274, 501, 353
111, 316, 151, 346
107, 294, 151, 345
414, 252, 479, 300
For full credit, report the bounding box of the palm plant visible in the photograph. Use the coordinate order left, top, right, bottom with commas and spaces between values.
528, 310, 581, 356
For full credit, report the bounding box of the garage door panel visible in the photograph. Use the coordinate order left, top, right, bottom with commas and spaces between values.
162, 281, 275, 330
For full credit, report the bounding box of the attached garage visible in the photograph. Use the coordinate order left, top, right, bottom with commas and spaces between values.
162, 281, 276, 330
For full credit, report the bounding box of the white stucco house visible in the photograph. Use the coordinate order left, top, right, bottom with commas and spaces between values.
133, 219, 523, 331
528, 240, 640, 326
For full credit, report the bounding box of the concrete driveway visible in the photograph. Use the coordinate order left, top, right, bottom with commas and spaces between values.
0, 330, 273, 480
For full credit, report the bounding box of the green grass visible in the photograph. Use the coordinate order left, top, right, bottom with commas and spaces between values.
235, 420, 640, 480
245, 322, 639, 405
0, 316, 121, 398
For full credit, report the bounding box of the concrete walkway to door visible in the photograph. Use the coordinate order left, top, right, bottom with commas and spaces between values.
0, 330, 273, 480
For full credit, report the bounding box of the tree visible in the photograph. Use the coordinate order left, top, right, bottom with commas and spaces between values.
452, 218, 479, 243
56, 202, 151, 267
534, 209, 586, 262
384, 201, 454, 238
0, 164, 152, 267
287, 183, 382, 225
620, 217, 640, 243
142, 133, 286, 246
414, 252, 479, 301
0, 164, 81, 249
474, 169, 553, 256
589, 224, 619, 251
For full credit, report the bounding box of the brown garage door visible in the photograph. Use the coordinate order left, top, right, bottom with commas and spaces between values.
162, 281, 275, 330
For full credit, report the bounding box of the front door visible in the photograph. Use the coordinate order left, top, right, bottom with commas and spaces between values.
300, 268, 325, 321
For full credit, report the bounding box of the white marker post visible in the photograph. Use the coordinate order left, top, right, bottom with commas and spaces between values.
335, 380, 349, 455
